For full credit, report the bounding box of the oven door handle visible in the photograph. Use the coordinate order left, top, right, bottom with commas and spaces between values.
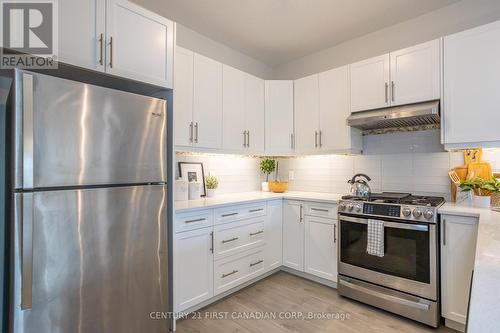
340, 278, 430, 311
339, 215, 429, 232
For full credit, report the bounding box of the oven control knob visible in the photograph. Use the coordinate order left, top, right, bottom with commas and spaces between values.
423, 209, 434, 220
402, 207, 412, 217
412, 208, 422, 218
346, 203, 354, 211
355, 204, 362, 213
338, 203, 346, 211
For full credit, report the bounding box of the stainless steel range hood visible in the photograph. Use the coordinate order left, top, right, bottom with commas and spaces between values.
347, 100, 440, 134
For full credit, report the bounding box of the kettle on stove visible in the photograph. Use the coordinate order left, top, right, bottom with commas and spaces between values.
347, 174, 372, 198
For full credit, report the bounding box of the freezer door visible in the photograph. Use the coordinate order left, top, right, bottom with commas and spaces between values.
12, 186, 169, 333
15, 71, 167, 189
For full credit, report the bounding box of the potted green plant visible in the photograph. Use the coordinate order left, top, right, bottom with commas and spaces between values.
260, 159, 276, 192
205, 175, 219, 198
459, 177, 499, 208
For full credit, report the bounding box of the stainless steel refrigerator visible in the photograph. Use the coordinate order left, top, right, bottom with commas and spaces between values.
9, 70, 169, 332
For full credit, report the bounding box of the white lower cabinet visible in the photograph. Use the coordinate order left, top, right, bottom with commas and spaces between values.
174, 227, 214, 312
283, 200, 305, 270
440, 214, 478, 329
265, 200, 283, 270
304, 215, 337, 282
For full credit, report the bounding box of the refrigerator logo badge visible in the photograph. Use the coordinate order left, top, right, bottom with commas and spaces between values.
0, 0, 58, 69
151, 112, 163, 117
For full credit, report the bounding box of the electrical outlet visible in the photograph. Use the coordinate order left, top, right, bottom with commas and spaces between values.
289, 170, 295, 181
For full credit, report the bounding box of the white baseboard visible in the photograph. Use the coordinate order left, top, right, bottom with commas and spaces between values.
445, 318, 465, 332
281, 266, 337, 288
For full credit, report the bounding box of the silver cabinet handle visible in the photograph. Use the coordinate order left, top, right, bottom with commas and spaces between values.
290, 133, 294, 149
249, 230, 264, 237
242, 130, 247, 147
22, 73, 34, 189
221, 212, 238, 218
299, 204, 303, 223
249, 208, 263, 213
98, 33, 104, 65
311, 208, 329, 213
189, 122, 194, 143
384, 82, 388, 103
314, 131, 318, 148
210, 231, 214, 254
222, 270, 238, 278
250, 260, 263, 267
194, 122, 199, 143
319, 131, 323, 148
391, 81, 395, 102
19, 193, 33, 309
222, 237, 239, 244
184, 217, 206, 224
442, 219, 446, 246
247, 130, 250, 148
334, 224, 337, 243
109, 36, 114, 68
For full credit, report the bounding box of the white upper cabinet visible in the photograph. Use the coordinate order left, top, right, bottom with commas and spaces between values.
265, 81, 294, 155
174, 47, 194, 147
222, 65, 246, 151
443, 20, 500, 147
350, 54, 390, 112
294, 74, 320, 154
319, 66, 362, 153
244, 74, 265, 153
390, 39, 441, 106
106, 0, 174, 87
193, 54, 223, 149
58, 0, 105, 72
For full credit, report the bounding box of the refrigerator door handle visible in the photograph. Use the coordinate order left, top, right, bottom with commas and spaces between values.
19, 193, 34, 309
22, 73, 34, 189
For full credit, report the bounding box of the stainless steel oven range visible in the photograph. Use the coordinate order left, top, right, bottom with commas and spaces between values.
337, 192, 445, 327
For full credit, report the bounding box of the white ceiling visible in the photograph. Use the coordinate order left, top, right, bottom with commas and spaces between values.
137, 0, 459, 66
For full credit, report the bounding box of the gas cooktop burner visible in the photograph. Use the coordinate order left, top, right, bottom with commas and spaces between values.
340, 192, 445, 207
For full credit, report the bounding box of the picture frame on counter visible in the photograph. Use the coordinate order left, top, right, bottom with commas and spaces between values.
178, 162, 206, 197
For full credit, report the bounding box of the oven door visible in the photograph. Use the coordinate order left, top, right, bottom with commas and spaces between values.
338, 215, 437, 300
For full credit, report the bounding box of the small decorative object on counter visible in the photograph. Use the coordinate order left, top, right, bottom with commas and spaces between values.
205, 175, 219, 198
178, 162, 206, 197
269, 161, 289, 193
459, 177, 500, 208
188, 181, 202, 200
260, 158, 276, 192
175, 178, 189, 201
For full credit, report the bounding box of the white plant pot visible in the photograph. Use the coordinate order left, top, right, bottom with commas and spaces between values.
261, 182, 269, 192
206, 189, 216, 198
473, 195, 491, 208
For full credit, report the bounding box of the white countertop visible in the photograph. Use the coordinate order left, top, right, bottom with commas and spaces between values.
439, 203, 500, 332
175, 191, 343, 212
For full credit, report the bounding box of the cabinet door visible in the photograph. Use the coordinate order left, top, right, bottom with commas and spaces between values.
444, 21, 500, 145
58, 0, 105, 72
283, 201, 304, 271
265, 200, 283, 271
245, 74, 265, 154
106, 0, 174, 87
193, 54, 223, 149
441, 215, 478, 325
350, 54, 390, 112
319, 66, 361, 153
390, 39, 441, 106
304, 216, 337, 281
294, 75, 320, 154
174, 228, 214, 312
174, 47, 194, 147
265, 81, 294, 155
222, 65, 246, 151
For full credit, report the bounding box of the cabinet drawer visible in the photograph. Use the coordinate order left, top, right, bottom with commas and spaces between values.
175, 210, 213, 233
304, 202, 337, 218
214, 202, 267, 224
214, 247, 265, 295
214, 217, 265, 260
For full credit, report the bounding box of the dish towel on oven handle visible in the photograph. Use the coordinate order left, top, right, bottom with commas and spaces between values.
367, 219, 385, 257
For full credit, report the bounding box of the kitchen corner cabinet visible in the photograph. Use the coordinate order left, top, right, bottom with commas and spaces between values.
174, 227, 214, 312
265, 200, 283, 270
443, 20, 500, 148
59, 0, 174, 88
222, 66, 265, 153
440, 214, 478, 328
265, 81, 294, 155
283, 200, 305, 270
294, 74, 319, 154
350, 39, 440, 112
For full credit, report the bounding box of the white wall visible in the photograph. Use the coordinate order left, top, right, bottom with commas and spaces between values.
272, 0, 500, 79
